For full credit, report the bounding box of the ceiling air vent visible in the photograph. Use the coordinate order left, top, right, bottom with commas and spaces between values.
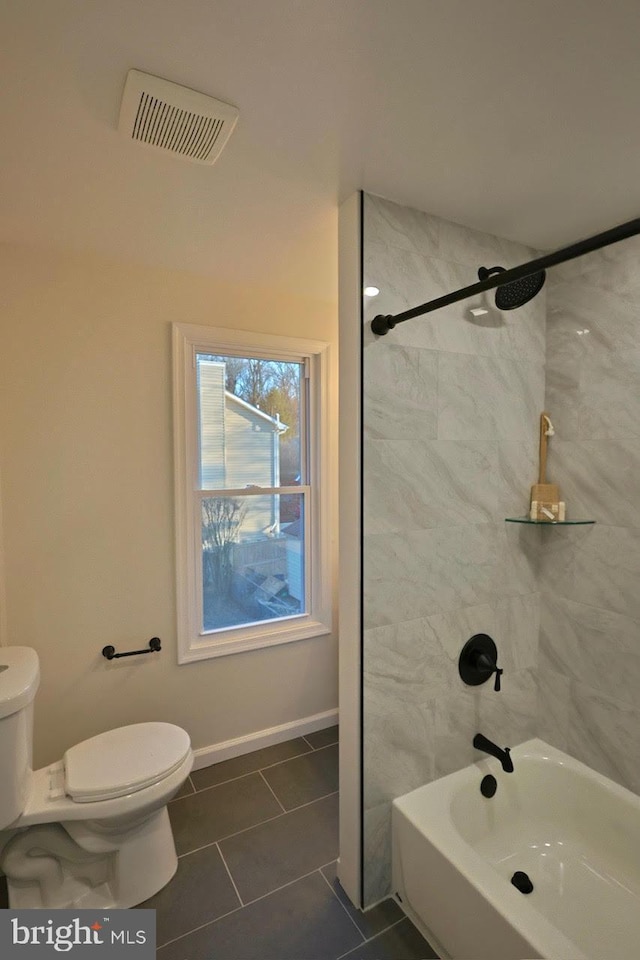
118, 69, 239, 165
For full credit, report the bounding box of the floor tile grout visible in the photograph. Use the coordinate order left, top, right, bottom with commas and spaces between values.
175, 768, 284, 800
242, 865, 326, 908
302, 739, 339, 755
259, 769, 287, 813
307, 735, 339, 750
318, 868, 366, 945
183, 749, 312, 796
336, 918, 408, 959
216, 841, 245, 907
158, 903, 245, 951
185, 737, 338, 795
288, 787, 339, 812
176, 789, 339, 859
176, 810, 284, 859
158, 864, 341, 952
318, 862, 406, 946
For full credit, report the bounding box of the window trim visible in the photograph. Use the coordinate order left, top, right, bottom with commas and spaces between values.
173, 322, 332, 663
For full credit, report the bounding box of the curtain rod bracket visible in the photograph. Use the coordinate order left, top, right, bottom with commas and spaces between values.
371, 315, 395, 336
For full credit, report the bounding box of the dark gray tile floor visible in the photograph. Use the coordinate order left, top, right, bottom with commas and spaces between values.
147, 725, 438, 958
0, 726, 438, 959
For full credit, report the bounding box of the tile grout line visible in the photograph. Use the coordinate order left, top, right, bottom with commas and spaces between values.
158, 865, 341, 952
301, 738, 339, 754
319, 860, 406, 949
186, 739, 338, 796
185, 749, 312, 795
318, 868, 366, 945
157, 904, 244, 951
241, 866, 328, 909
288, 787, 339, 811
318, 867, 406, 944
176, 790, 339, 859
177, 810, 285, 860
259, 769, 287, 813
336, 918, 408, 960
215, 841, 245, 907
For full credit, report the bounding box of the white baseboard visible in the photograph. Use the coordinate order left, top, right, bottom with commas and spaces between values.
191, 707, 339, 771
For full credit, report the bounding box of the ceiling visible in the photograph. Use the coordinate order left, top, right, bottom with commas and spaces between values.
3, 0, 640, 299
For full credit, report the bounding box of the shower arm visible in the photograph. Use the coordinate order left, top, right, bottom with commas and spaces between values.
370, 215, 640, 336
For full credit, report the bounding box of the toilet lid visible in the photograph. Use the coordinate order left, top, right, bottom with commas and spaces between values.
63, 722, 191, 802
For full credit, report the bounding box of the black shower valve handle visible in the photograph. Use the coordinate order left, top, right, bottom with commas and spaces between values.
477, 652, 503, 692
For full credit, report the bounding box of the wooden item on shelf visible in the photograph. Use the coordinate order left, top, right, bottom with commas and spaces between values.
530, 412, 563, 521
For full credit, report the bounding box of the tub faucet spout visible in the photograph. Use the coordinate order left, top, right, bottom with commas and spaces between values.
473, 733, 514, 773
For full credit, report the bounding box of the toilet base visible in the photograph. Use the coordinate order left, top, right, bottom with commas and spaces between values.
3, 807, 178, 909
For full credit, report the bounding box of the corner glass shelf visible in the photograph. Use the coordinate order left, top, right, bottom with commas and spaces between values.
505, 517, 595, 525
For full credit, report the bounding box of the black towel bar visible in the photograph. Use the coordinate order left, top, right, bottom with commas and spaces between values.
102, 637, 161, 660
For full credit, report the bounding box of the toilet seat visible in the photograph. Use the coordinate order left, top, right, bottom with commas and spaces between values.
62, 722, 191, 803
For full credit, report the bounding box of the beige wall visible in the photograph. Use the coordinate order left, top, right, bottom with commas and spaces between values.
0, 242, 338, 768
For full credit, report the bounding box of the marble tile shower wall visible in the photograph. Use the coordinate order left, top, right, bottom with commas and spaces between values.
362, 194, 546, 905
539, 236, 640, 796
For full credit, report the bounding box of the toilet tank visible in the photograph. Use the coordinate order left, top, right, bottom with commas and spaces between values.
0, 647, 40, 829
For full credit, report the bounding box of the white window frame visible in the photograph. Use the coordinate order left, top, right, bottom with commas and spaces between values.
173, 322, 332, 663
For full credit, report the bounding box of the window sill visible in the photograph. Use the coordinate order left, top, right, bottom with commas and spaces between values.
178, 616, 332, 663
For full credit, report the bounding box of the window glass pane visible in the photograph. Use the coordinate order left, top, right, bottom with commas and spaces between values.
197, 354, 303, 489
201, 494, 305, 632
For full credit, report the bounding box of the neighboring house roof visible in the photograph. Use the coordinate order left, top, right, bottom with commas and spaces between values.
282, 517, 302, 539
225, 390, 289, 434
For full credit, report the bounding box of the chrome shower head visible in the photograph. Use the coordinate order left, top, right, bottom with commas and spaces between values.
478, 265, 546, 310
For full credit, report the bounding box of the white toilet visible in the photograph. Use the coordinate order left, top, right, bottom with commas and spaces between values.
0, 646, 193, 910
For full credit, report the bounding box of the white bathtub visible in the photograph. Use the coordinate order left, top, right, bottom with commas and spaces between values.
392, 738, 640, 960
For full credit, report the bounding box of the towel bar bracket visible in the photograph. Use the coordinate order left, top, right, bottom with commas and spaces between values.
102, 637, 161, 660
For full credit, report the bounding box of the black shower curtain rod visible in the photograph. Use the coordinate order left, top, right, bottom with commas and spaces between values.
370, 215, 640, 336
